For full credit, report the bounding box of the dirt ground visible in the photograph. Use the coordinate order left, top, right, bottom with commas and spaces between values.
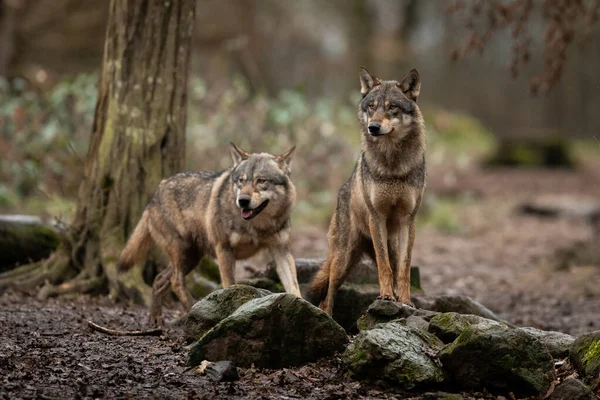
1, 165, 600, 399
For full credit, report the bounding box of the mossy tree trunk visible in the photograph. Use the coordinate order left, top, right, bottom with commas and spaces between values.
0, 0, 195, 303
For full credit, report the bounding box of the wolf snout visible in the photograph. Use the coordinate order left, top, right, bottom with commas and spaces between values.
368, 122, 382, 136
237, 195, 251, 209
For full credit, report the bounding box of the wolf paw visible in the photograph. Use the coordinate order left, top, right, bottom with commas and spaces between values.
376, 295, 396, 301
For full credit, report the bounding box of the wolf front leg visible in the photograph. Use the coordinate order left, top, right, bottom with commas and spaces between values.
269, 247, 302, 297
368, 213, 396, 301
390, 218, 412, 305
215, 244, 236, 287
400, 218, 418, 305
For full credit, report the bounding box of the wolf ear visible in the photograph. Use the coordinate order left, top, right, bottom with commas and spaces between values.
230, 142, 250, 166
276, 146, 296, 174
360, 67, 380, 96
398, 69, 421, 102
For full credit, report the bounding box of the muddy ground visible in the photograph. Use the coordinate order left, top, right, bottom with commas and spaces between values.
1, 165, 600, 399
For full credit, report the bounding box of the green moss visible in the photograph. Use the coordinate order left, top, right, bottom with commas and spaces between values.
430, 312, 455, 328
351, 349, 369, 364
582, 340, 600, 367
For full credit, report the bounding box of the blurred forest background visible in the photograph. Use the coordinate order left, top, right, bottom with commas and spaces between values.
2, 3, 600, 398
0, 0, 598, 333
1, 0, 599, 227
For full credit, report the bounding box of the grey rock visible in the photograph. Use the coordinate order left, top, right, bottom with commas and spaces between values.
413, 294, 504, 323
439, 323, 555, 396
199, 360, 239, 382
184, 284, 270, 342
548, 377, 597, 400
428, 312, 504, 343
570, 330, 600, 384
344, 320, 446, 389
188, 293, 348, 368
518, 327, 575, 359
357, 300, 437, 331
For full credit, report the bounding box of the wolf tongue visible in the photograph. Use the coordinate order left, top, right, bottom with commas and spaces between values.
241, 209, 253, 219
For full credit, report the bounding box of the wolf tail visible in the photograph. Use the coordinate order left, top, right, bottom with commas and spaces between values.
118, 211, 153, 272
308, 259, 330, 305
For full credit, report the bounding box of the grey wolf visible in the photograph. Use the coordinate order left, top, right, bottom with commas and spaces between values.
311, 67, 426, 315
119, 143, 302, 325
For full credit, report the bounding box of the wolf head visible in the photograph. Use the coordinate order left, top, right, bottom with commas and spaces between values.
358, 67, 422, 142
229, 142, 296, 222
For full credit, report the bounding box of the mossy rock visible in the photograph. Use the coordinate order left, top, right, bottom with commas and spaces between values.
570, 330, 600, 384
344, 320, 446, 389
439, 324, 555, 396
428, 312, 504, 344
0, 215, 61, 271
264, 258, 423, 289
242, 277, 285, 293
299, 282, 425, 333
188, 293, 348, 368
357, 300, 437, 332
413, 294, 504, 323
183, 284, 270, 343
185, 271, 219, 299
518, 327, 574, 359
548, 376, 597, 400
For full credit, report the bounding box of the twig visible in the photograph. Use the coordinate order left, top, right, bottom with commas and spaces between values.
87, 320, 163, 336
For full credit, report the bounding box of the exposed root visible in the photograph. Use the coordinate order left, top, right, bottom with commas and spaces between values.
0, 252, 71, 293
87, 320, 163, 336
0, 260, 44, 288
16, 254, 70, 291
37, 275, 105, 300
0, 261, 42, 280
0, 233, 155, 305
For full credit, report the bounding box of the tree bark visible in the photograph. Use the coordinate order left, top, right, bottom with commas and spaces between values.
0, 0, 196, 302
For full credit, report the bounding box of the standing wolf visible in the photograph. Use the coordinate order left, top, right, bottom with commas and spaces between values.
311, 67, 426, 315
118, 143, 302, 325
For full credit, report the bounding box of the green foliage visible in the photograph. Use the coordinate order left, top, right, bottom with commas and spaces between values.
0, 74, 97, 217
424, 106, 496, 164
2, 73, 499, 230
418, 195, 475, 234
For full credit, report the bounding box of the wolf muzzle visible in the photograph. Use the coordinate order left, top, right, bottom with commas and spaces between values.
237, 195, 269, 220
368, 122, 385, 136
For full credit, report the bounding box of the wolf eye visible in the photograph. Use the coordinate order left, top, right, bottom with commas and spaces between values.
368, 103, 376, 110
256, 178, 267, 184
389, 104, 398, 111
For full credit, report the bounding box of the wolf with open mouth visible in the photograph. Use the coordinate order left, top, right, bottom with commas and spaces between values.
118, 142, 302, 326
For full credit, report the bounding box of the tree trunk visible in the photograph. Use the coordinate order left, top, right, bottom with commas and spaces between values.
0, 0, 196, 303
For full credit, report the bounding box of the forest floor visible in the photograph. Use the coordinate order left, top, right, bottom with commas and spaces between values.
1, 164, 600, 399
